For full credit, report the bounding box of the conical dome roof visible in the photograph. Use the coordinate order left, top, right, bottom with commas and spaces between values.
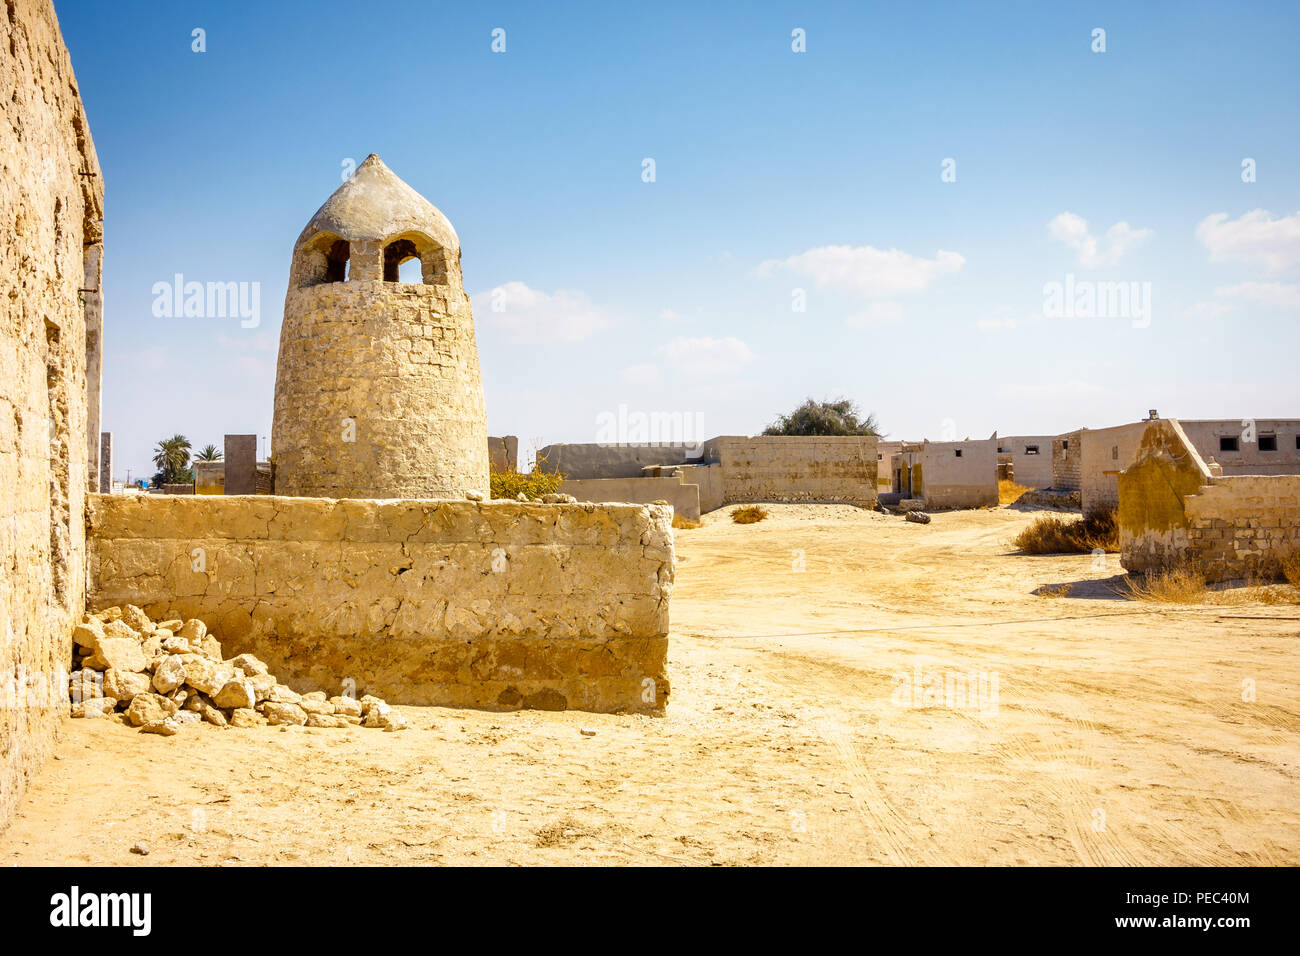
295, 153, 459, 252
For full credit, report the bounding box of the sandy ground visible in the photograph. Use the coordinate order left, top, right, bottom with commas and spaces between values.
3, 503, 1297, 866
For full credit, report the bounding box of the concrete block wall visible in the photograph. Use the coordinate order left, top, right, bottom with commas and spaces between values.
1080, 422, 1150, 513
1177, 419, 1300, 476
86, 494, 673, 713
895, 439, 997, 509
536, 442, 701, 479
0, 0, 103, 831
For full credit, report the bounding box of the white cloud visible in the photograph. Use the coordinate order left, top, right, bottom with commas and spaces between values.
619, 362, 661, 385
1185, 300, 1235, 319
1195, 210, 1300, 272
845, 301, 903, 328
1187, 280, 1300, 318
657, 336, 755, 375
1048, 211, 1152, 268
659, 308, 690, 323
757, 245, 964, 298
473, 281, 612, 343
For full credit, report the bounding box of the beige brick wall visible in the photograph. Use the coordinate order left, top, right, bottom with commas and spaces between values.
87, 495, 673, 713
0, 0, 103, 831
705, 436, 879, 506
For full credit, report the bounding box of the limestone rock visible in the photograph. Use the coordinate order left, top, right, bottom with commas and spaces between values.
174, 711, 201, 725
71, 697, 117, 719
362, 700, 406, 730
229, 653, 269, 676
542, 493, 577, 504
261, 702, 308, 726
177, 619, 207, 643
249, 673, 278, 702
94, 607, 123, 623
197, 698, 228, 727
151, 655, 186, 694
268, 684, 302, 704
68, 669, 105, 702
72, 618, 105, 649
126, 693, 178, 727
167, 687, 189, 707
305, 713, 346, 729
199, 635, 224, 661
465, 489, 484, 501
905, 510, 932, 525
358, 695, 385, 717
300, 697, 334, 716
213, 679, 256, 710
182, 658, 235, 697
229, 708, 264, 728
330, 696, 362, 718
104, 669, 151, 702
139, 635, 164, 662
83, 637, 147, 674
156, 619, 183, 632
102, 619, 140, 642
141, 717, 181, 737
121, 605, 153, 634
160, 635, 189, 654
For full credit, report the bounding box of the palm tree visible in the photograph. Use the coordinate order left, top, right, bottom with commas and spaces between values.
194, 444, 223, 462
151, 434, 193, 486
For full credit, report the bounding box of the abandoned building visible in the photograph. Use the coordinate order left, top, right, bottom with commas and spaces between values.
891, 438, 999, 510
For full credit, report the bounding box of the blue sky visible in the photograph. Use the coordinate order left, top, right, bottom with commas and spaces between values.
56, 0, 1300, 481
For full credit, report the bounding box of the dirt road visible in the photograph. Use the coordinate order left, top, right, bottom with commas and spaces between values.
3, 504, 1296, 865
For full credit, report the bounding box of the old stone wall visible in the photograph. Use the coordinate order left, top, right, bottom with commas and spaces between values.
0, 0, 103, 830
1119, 420, 1300, 582
487, 435, 518, 473
86, 495, 673, 714
1178, 419, 1300, 476
560, 474, 701, 521
674, 463, 723, 513
705, 436, 878, 506
536, 442, 700, 479
1052, 430, 1082, 491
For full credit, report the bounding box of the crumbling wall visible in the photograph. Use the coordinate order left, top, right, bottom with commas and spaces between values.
1119, 420, 1300, 582
487, 435, 518, 473
536, 442, 699, 479
0, 0, 103, 830
86, 495, 673, 714
560, 474, 701, 521
675, 463, 723, 513
1052, 430, 1082, 491
705, 436, 878, 506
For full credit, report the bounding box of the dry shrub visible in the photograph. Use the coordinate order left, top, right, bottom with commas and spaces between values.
672, 514, 701, 530
731, 505, 768, 524
489, 466, 563, 500
1012, 507, 1118, 554
1120, 565, 1208, 603
1279, 551, 1300, 589
998, 479, 1029, 505
1035, 583, 1072, 599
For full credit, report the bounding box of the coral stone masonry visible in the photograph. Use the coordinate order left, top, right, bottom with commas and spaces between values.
272, 154, 490, 500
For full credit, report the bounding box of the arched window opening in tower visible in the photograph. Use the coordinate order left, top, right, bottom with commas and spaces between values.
324, 239, 350, 283
384, 239, 421, 283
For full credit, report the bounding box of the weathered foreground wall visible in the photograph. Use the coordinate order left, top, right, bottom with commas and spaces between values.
87, 495, 673, 713
1119, 420, 1300, 582
1, 0, 103, 830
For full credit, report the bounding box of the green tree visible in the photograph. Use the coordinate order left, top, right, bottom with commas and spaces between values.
194, 444, 223, 461
151, 434, 194, 487
762, 398, 882, 437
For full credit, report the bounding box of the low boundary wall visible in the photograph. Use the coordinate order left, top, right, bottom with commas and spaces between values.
86, 494, 673, 713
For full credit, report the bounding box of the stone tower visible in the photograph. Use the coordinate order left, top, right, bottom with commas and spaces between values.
272, 154, 490, 499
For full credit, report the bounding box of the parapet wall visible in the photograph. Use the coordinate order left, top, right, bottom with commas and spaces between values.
1119, 420, 1300, 582
706, 436, 878, 506
87, 494, 673, 713
561, 475, 702, 521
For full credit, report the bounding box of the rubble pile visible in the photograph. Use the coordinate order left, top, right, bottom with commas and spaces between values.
68, 605, 407, 735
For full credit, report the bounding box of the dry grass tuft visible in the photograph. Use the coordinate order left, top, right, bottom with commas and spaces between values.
999, 479, 1030, 505
731, 505, 769, 524
672, 514, 701, 530
1120, 565, 1208, 603
1035, 583, 1073, 599
1012, 507, 1119, 554
1280, 551, 1300, 589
